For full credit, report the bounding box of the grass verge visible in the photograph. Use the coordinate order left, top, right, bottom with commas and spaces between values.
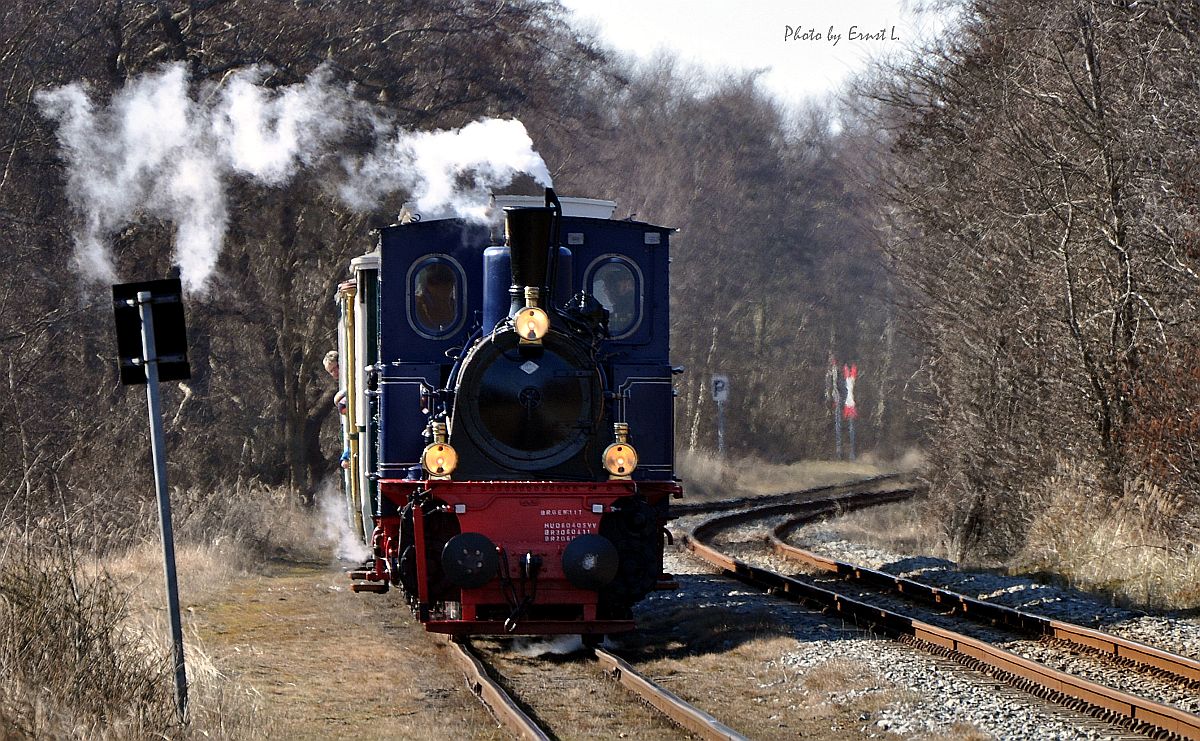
676, 448, 914, 501
1015, 460, 1200, 609
0, 480, 353, 738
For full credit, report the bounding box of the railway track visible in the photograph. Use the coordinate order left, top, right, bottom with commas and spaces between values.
770, 515, 1200, 689
442, 635, 548, 740
441, 635, 748, 740
437, 476, 916, 739
667, 472, 906, 519
680, 483, 1200, 740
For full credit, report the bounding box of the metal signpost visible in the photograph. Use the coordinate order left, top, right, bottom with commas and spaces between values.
112, 279, 190, 723
827, 357, 842, 459
711, 374, 729, 455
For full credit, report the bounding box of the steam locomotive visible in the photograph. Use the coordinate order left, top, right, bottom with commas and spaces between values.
333, 190, 680, 637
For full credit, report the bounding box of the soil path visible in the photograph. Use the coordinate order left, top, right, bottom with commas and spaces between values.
192, 562, 504, 740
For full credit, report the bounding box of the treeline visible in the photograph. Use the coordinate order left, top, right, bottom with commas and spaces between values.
0, 0, 912, 533
867, 0, 1200, 558
564, 60, 914, 461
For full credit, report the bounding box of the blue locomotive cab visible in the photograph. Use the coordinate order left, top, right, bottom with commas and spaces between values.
364, 193, 676, 490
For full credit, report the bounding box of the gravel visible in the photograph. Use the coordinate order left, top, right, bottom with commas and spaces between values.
653, 515, 1145, 740
790, 512, 1200, 663
780, 639, 1123, 740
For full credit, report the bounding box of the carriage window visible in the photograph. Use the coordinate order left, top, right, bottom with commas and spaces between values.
411, 259, 461, 336
591, 260, 640, 336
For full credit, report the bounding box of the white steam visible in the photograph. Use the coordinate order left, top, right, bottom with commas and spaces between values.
317, 480, 371, 563
511, 635, 587, 657
339, 118, 553, 222
213, 66, 353, 184
36, 63, 552, 292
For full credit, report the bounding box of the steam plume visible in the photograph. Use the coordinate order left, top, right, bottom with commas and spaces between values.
339, 118, 554, 221
512, 635, 587, 656
36, 63, 552, 292
317, 479, 370, 563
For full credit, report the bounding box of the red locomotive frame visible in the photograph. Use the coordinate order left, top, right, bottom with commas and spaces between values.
358, 480, 678, 636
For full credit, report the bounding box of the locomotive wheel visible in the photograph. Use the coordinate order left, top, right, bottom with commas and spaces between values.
387, 554, 402, 587
398, 545, 418, 594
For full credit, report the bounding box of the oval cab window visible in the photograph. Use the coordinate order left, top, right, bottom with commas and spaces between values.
410, 258, 463, 337
590, 259, 640, 337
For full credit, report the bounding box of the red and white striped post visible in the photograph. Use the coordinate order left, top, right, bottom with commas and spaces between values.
843, 363, 858, 460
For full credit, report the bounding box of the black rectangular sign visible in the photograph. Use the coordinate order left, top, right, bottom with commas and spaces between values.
112, 278, 191, 385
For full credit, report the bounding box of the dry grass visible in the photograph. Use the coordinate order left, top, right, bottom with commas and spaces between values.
676, 448, 917, 502
632, 630, 918, 740
0, 555, 174, 738
194, 567, 506, 740
812, 498, 949, 560
1015, 460, 1200, 609
101, 482, 342, 608
0, 548, 272, 740
800, 656, 879, 694
0, 480, 353, 739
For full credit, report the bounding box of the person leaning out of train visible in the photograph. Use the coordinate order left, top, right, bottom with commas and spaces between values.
324, 350, 350, 468
323, 350, 347, 414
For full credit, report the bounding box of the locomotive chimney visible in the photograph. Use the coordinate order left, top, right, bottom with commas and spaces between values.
504, 192, 558, 317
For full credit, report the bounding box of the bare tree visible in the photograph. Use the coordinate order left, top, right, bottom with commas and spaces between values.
865, 0, 1200, 556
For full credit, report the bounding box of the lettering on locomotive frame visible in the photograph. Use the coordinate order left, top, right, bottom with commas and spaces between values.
540, 508, 594, 543
543, 521, 596, 543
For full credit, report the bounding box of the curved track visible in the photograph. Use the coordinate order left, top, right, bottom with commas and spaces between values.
681, 483, 1200, 741
668, 473, 905, 519
770, 515, 1200, 688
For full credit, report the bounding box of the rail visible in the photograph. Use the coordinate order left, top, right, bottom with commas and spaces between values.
681, 489, 1200, 741
440, 636, 550, 741
592, 647, 748, 740
770, 518, 1200, 687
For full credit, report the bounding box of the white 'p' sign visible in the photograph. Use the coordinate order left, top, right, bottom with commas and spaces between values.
712, 374, 729, 403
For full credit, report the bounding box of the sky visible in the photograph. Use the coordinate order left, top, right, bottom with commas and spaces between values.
558, 1, 946, 108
